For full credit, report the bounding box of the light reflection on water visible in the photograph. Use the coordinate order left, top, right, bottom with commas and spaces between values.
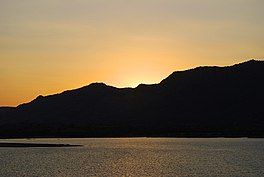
0, 138, 264, 177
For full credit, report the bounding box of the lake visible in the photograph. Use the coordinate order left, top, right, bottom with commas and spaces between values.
0, 138, 263, 177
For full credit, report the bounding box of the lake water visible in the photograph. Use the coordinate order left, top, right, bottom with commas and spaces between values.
0, 138, 263, 177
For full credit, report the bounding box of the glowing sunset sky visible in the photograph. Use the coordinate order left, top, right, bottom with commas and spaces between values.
0, 0, 264, 106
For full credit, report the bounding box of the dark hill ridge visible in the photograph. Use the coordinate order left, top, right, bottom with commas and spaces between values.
0, 59, 264, 138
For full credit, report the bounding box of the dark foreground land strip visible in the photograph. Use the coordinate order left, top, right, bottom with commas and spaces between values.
0, 142, 82, 148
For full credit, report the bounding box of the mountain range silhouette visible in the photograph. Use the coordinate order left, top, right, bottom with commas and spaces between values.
0, 59, 264, 138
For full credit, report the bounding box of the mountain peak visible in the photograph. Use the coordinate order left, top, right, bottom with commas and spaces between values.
36, 95, 44, 99
77, 82, 116, 92
237, 59, 263, 65
231, 59, 264, 69
88, 82, 108, 88
30, 95, 45, 103
75, 82, 110, 91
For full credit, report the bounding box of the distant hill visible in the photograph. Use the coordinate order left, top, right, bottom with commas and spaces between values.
0, 59, 264, 138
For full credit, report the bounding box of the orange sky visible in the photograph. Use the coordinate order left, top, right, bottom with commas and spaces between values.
1, 0, 264, 106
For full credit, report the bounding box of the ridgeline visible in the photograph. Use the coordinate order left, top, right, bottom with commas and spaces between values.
1, 60, 264, 138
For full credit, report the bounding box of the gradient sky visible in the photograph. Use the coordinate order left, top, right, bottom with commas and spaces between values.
1, 0, 264, 106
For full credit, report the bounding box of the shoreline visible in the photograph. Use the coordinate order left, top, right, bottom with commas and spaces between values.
0, 136, 263, 140
0, 142, 82, 148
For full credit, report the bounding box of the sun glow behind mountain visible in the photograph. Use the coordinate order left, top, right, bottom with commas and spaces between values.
0, 0, 264, 106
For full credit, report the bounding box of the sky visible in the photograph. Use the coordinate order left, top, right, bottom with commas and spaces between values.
0, 0, 264, 106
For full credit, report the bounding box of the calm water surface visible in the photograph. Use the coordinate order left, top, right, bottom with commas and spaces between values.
0, 138, 263, 177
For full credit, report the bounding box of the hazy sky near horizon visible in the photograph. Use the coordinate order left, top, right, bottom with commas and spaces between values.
1, 0, 264, 106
